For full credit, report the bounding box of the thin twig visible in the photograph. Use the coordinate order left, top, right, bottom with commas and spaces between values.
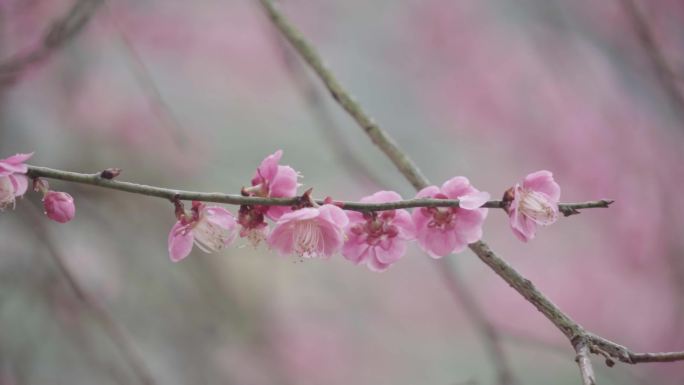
621, 0, 684, 120
574, 338, 598, 385
26, 164, 611, 214
256, 1, 684, 384
0, 0, 103, 86
24, 201, 156, 385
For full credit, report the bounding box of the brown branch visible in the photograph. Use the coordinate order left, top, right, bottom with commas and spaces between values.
574, 338, 598, 385
26, 164, 610, 215
0, 0, 103, 87
257, 1, 684, 383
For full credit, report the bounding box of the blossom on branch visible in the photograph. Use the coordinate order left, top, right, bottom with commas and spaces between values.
412, 177, 490, 258
0, 153, 32, 210
245, 150, 300, 220
503, 170, 560, 242
168, 201, 238, 262
343, 191, 415, 272
268, 204, 348, 258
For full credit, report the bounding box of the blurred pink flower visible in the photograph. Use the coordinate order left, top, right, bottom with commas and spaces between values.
342, 191, 415, 272
168, 201, 238, 262
412, 177, 489, 258
268, 205, 348, 258
0, 152, 32, 210
246, 150, 299, 220
43, 191, 75, 223
504, 170, 560, 242
0, 152, 32, 176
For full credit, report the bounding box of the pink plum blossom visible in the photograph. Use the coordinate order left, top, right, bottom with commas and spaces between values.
342, 191, 416, 272
412, 177, 490, 258
267, 204, 348, 259
246, 150, 299, 220
0, 152, 32, 210
43, 191, 75, 223
238, 150, 300, 246
504, 170, 560, 242
168, 201, 238, 262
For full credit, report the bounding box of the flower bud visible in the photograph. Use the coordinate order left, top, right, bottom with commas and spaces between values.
43, 191, 75, 223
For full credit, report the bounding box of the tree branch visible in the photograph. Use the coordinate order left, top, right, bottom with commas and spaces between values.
574, 338, 598, 385
0, 0, 103, 86
257, 0, 684, 383
26, 165, 610, 215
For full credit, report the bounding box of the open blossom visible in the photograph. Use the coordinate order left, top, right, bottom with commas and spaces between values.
168, 201, 238, 262
268, 204, 348, 258
238, 150, 300, 246
246, 150, 299, 220
43, 191, 75, 223
0, 152, 32, 210
412, 177, 490, 258
504, 170, 560, 242
342, 191, 415, 272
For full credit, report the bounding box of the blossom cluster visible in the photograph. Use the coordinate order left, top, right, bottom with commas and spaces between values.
168, 151, 561, 272
0, 153, 75, 223
1, 151, 561, 272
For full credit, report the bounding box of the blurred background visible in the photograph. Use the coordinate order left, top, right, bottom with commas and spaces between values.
1, 0, 683, 384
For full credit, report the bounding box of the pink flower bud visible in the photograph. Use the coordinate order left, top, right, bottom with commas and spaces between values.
43, 191, 75, 223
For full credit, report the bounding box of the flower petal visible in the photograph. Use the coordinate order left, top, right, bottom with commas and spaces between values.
9, 174, 28, 197
458, 191, 490, 210
523, 170, 560, 202
168, 223, 194, 262
441, 176, 474, 199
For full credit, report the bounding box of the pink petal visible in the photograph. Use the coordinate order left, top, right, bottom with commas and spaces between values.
9, 174, 28, 197
252, 150, 283, 185
168, 222, 194, 262
367, 256, 392, 272
269, 165, 299, 198
318, 220, 345, 257
391, 210, 416, 240
509, 208, 536, 242
360, 190, 402, 204
454, 208, 487, 244
267, 222, 295, 256
458, 191, 490, 210
2, 152, 33, 165
372, 238, 406, 265
419, 228, 459, 258
277, 207, 320, 223
441, 176, 474, 199
318, 204, 349, 228
522, 170, 560, 202
342, 233, 370, 264
415, 185, 441, 199
265, 205, 292, 221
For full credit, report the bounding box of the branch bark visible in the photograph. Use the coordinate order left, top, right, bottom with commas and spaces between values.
26, 165, 610, 214
257, 0, 684, 383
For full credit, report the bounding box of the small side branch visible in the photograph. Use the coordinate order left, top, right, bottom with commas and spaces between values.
574, 338, 598, 385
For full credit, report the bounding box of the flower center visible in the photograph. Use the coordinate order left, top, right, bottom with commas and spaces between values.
0, 176, 16, 210
193, 219, 233, 253
519, 189, 557, 225
425, 207, 456, 230
293, 219, 323, 257
353, 215, 399, 246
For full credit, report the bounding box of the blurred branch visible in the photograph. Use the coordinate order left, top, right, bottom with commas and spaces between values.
436, 258, 519, 385
102, 0, 188, 148
621, 0, 684, 119
0, 0, 103, 87
26, 164, 611, 214
268, 26, 520, 382
24, 201, 157, 385
256, 1, 684, 384
270, 29, 389, 188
